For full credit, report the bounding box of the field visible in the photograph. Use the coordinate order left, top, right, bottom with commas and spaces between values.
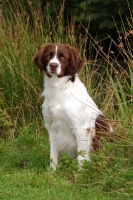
0, 1, 133, 199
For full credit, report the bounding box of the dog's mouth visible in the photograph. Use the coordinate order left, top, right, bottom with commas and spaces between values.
46, 64, 61, 77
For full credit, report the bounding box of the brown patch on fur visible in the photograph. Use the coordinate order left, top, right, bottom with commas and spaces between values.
93, 115, 111, 150
87, 128, 90, 133
67, 46, 83, 81
32, 43, 56, 72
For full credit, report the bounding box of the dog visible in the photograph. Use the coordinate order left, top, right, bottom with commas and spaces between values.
33, 43, 113, 170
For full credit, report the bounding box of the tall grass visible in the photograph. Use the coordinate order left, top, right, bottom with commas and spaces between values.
0, 0, 86, 131
0, 0, 133, 197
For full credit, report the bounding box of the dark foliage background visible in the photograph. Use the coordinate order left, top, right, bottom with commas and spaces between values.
42, 0, 133, 39
2, 0, 133, 51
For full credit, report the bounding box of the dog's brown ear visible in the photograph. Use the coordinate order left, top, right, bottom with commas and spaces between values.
32, 44, 52, 71
68, 47, 84, 75
32, 49, 44, 71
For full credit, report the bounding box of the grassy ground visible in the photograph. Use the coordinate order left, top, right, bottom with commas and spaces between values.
0, 1, 133, 199
0, 125, 133, 200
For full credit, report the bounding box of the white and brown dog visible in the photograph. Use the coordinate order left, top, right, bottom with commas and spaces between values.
33, 43, 113, 170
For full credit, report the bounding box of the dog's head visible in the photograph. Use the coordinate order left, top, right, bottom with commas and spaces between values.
32, 43, 83, 82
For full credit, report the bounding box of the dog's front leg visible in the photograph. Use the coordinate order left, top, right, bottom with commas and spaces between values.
48, 130, 58, 171
75, 128, 95, 169
50, 143, 58, 171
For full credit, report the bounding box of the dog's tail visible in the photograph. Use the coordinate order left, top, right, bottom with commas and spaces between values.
93, 115, 113, 150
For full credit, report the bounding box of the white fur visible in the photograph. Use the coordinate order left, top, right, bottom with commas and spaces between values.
42, 74, 103, 170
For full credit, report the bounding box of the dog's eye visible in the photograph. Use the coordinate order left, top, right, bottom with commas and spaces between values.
59, 53, 65, 60
45, 52, 54, 59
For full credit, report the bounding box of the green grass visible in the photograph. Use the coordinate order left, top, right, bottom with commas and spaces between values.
0, 125, 133, 199
0, 1, 133, 199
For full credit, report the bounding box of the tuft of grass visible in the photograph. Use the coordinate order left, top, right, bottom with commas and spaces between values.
0, 0, 85, 132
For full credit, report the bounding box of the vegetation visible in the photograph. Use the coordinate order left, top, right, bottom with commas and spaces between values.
0, 1, 133, 199
5, 0, 133, 42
